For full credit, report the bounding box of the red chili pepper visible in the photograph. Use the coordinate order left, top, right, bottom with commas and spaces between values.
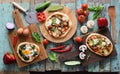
48, 45, 66, 50
12, 35, 17, 47
52, 44, 73, 53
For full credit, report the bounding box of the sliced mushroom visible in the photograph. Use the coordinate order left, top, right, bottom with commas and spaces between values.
79, 45, 87, 52
79, 52, 86, 60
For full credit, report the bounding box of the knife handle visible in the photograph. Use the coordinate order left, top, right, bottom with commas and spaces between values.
111, 18, 116, 43
12, 2, 26, 14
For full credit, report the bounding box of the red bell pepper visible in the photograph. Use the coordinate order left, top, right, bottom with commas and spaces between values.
36, 12, 46, 22
97, 17, 108, 28
3, 52, 16, 64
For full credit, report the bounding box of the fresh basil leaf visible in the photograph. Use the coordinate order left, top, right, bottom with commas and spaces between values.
48, 52, 58, 62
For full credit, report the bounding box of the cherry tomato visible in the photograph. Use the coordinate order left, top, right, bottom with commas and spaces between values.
74, 36, 82, 43
76, 8, 83, 15
97, 17, 108, 28
78, 15, 86, 23
83, 10, 90, 17
81, 3, 88, 10
43, 39, 48, 45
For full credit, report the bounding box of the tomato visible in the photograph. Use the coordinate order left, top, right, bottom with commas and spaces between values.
78, 15, 86, 23
97, 17, 108, 28
81, 3, 88, 10
36, 12, 46, 22
43, 39, 48, 45
74, 36, 82, 43
76, 8, 83, 15
83, 10, 90, 17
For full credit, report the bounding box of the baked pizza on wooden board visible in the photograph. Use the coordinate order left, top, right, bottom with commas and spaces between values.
40, 6, 77, 43
7, 10, 48, 68
59, 27, 117, 66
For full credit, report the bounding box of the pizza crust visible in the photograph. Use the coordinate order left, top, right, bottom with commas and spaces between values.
45, 12, 72, 38
17, 42, 40, 63
86, 33, 113, 56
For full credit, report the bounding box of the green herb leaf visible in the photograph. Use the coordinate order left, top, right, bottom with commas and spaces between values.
32, 32, 41, 43
89, 5, 104, 20
52, 18, 56, 25
48, 52, 58, 62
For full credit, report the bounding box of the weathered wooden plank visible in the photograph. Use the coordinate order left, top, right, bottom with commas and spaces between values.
20, 0, 29, 3
111, 0, 120, 72
86, 0, 100, 72
14, 0, 21, 3
44, 0, 61, 71
0, 3, 18, 71
60, 0, 82, 72
0, 72, 29, 74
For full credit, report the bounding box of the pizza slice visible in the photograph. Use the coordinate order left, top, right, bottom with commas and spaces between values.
17, 42, 40, 63
45, 12, 72, 38
86, 33, 113, 56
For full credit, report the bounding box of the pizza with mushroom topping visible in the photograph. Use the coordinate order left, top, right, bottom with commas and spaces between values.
86, 33, 113, 56
45, 12, 72, 38
17, 42, 40, 63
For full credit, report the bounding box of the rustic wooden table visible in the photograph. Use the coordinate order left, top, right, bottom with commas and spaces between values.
0, 0, 120, 73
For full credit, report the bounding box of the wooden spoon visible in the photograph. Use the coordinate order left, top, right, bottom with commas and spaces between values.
108, 6, 116, 43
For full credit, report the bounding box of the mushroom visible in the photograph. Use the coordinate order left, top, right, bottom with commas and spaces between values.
80, 25, 88, 34
79, 52, 86, 60
79, 45, 87, 52
87, 20, 95, 29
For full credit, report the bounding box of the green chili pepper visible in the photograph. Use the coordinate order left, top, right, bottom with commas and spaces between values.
32, 32, 41, 43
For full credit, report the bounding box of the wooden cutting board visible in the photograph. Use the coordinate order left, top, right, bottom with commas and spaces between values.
40, 6, 77, 43
59, 27, 117, 66
8, 9, 48, 68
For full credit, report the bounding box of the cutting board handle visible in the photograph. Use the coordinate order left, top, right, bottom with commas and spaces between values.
13, 9, 24, 28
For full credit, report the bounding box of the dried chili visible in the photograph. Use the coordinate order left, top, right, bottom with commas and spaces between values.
52, 44, 73, 53
12, 35, 17, 47
48, 45, 66, 50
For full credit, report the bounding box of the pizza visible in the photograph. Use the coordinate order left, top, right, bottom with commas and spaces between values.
17, 42, 40, 63
45, 12, 72, 38
86, 33, 113, 56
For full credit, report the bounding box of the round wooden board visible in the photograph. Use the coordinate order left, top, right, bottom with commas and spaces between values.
40, 6, 77, 43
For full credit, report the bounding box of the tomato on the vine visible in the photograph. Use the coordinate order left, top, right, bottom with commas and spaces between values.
81, 3, 88, 10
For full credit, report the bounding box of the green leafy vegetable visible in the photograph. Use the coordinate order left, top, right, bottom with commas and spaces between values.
48, 52, 58, 62
32, 32, 41, 43
89, 40, 94, 46
52, 18, 56, 25
88, 5, 104, 20
88, 6, 104, 12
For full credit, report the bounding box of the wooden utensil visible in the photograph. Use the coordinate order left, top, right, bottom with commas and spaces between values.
108, 6, 116, 43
